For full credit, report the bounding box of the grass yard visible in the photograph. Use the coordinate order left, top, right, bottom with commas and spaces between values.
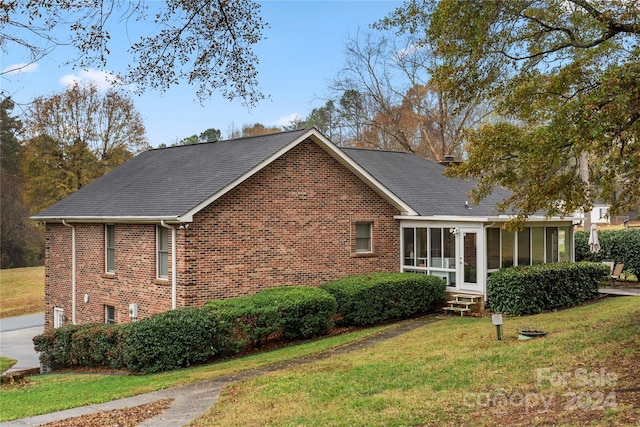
0, 266, 45, 318
0, 356, 16, 373
194, 297, 640, 427
1, 297, 638, 425
0, 324, 389, 421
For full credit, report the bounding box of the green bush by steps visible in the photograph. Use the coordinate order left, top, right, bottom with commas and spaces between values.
487, 262, 609, 315
321, 272, 446, 326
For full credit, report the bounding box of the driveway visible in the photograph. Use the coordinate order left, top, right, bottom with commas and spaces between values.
0, 313, 44, 373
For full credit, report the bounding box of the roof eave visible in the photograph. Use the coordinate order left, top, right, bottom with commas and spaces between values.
30, 215, 183, 224
394, 214, 581, 223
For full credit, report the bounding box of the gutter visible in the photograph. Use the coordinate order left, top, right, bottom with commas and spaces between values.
61, 220, 77, 324
160, 220, 177, 310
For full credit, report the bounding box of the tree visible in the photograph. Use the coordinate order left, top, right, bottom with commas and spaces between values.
240, 123, 281, 137
328, 30, 485, 160
199, 128, 221, 143
0, 97, 43, 268
22, 82, 150, 213
1, 0, 266, 105
300, 101, 340, 140
380, 0, 640, 222
175, 127, 222, 146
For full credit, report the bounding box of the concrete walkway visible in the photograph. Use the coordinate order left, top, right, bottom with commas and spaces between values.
0, 313, 44, 374
599, 287, 640, 296
1, 315, 443, 427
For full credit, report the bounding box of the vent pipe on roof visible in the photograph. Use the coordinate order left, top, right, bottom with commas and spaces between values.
439, 155, 461, 167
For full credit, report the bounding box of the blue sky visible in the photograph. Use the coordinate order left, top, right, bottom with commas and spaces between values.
1, 1, 403, 147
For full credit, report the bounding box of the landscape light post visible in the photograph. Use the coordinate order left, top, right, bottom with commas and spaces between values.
492, 313, 503, 340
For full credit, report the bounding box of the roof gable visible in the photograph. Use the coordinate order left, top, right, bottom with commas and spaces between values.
32, 128, 417, 223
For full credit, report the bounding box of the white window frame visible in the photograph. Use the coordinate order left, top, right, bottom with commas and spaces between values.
105, 224, 115, 273
157, 225, 169, 279
105, 305, 115, 324
53, 307, 64, 328
355, 222, 373, 253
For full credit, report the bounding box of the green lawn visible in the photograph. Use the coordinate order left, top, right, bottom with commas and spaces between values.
195, 297, 640, 426
0, 324, 389, 421
0, 357, 16, 373
0, 266, 45, 318
2, 297, 638, 425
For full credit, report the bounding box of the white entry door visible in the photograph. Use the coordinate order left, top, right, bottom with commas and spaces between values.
458, 228, 482, 293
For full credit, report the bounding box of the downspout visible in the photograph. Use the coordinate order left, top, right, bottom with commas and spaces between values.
62, 220, 77, 324
160, 220, 177, 309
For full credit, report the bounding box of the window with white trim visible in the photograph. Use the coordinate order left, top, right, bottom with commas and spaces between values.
105, 305, 115, 324
157, 225, 168, 279
54, 307, 64, 328
105, 224, 115, 273
355, 222, 372, 253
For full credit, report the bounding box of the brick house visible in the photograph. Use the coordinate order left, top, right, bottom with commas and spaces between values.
33, 128, 577, 329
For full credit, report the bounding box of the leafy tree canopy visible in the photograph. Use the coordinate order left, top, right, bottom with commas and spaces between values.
0, 97, 43, 268
380, 0, 639, 223
22, 82, 150, 213
1, 0, 267, 105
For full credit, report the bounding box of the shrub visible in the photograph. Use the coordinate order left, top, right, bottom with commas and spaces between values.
487, 262, 609, 315
575, 229, 640, 275
69, 324, 128, 369
33, 324, 84, 370
321, 272, 446, 326
207, 286, 336, 349
123, 307, 232, 374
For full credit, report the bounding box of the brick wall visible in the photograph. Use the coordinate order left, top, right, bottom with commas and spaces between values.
45, 223, 174, 329
180, 139, 401, 306
44, 138, 401, 327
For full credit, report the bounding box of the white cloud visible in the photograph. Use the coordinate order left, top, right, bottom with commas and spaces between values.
274, 113, 302, 127
2, 62, 39, 75
59, 69, 125, 91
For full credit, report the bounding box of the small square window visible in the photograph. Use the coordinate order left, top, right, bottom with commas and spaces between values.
355, 222, 372, 253
105, 305, 115, 324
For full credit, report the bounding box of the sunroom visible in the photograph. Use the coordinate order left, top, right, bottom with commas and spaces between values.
399, 218, 575, 298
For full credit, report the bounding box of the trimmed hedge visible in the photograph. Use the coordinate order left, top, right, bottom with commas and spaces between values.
69, 324, 128, 369
123, 307, 232, 374
206, 286, 336, 349
34, 308, 232, 374
487, 262, 609, 315
575, 229, 640, 275
320, 272, 446, 326
33, 324, 85, 370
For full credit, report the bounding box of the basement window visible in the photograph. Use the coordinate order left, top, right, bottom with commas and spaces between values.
105, 305, 115, 324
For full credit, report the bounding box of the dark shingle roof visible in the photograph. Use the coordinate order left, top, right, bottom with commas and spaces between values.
342, 148, 511, 217
33, 129, 311, 221
33, 128, 512, 222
